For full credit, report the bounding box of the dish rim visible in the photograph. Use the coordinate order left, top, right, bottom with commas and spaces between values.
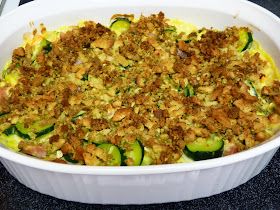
0, 0, 280, 175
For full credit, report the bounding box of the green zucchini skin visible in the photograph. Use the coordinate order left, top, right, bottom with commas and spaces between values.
3, 126, 17, 136
119, 65, 130, 71
184, 146, 223, 161
3, 125, 30, 140
63, 154, 78, 163
36, 124, 55, 137
43, 40, 52, 54
71, 111, 86, 122
184, 136, 224, 161
110, 18, 131, 35
241, 32, 253, 52
15, 123, 31, 139
97, 143, 122, 166
120, 148, 127, 166
110, 18, 131, 26
164, 26, 177, 33
32, 39, 52, 61
81, 73, 89, 81
184, 84, 195, 97
0, 112, 8, 117
122, 140, 144, 166
245, 80, 258, 97
138, 141, 144, 165
4, 122, 54, 140
17, 131, 31, 140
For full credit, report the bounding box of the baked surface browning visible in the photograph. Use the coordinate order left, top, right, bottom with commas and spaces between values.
1, 12, 280, 165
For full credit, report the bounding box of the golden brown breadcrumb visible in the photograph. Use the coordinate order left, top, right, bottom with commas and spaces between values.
0, 12, 280, 165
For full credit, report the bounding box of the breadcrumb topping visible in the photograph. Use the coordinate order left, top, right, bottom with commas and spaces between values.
1, 12, 280, 165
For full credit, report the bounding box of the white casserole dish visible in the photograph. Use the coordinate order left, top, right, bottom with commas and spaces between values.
0, 0, 280, 204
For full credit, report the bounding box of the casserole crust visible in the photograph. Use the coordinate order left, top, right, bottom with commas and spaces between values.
0, 12, 280, 166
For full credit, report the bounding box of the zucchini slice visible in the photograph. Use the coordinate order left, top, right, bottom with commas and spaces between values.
32, 39, 52, 61
42, 40, 52, 54
4, 70, 20, 87
110, 18, 131, 35
184, 39, 192, 43
71, 110, 86, 122
119, 65, 130, 71
63, 154, 78, 164
0, 134, 22, 152
97, 143, 122, 166
3, 125, 17, 136
0, 112, 9, 117
35, 124, 55, 137
5, 121, 54, 139
141, 147, 153, 166
177, 153, 194, 163
15, 123, 31, 140
184, 135, 224, 160
4, 125, 30, 140
21, 120, 55, 138
164, 26, 177, 33
238, 30, 253, 52
245, 80, 258, 97
81, 73, 89, 81
122, 140, 144, 166
184, 84, 195, 97
141, 155, 153, 166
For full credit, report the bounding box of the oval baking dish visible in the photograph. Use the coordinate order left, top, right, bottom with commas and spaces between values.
0, 0, 280, 204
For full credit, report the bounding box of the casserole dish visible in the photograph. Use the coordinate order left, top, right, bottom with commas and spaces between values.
0, 0, 280, 204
